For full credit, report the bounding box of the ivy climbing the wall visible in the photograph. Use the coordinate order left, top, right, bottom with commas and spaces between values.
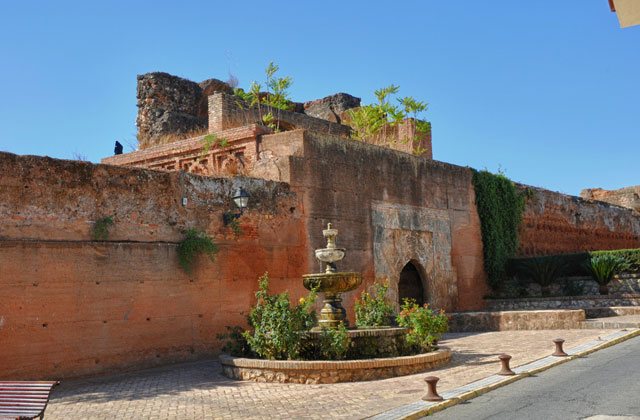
471, 170, 526, 290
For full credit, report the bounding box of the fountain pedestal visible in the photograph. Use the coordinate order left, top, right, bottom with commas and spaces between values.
303, 223, 362, 329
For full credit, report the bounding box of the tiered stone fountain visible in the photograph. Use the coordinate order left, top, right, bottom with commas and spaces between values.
220, 223, 452, 383
302, 223, 362, 329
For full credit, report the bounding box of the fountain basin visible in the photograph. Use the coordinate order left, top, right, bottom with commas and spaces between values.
314, 247, 346, 264
220, 345, 452, 384
302, 272, 362, 294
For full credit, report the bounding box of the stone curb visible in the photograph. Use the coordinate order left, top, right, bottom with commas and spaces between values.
370, 328, 640, 420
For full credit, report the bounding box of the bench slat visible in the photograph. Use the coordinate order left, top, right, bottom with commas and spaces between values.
0, 382, 58, 386
0, 396, 48, 401
0, 386, 55, 391
0, 409, 42, 415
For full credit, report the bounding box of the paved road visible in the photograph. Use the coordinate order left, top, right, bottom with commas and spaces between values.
430, 335, 640, 420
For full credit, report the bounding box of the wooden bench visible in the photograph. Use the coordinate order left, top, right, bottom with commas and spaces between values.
0, 381, 60, 420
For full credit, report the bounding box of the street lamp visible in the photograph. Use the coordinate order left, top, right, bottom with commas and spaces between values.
223, 187, 250, 225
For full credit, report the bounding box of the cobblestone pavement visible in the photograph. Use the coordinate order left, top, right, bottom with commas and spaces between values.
47, 329, 615, 419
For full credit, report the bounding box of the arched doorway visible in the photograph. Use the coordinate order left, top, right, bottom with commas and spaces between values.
398, 262, 424, 306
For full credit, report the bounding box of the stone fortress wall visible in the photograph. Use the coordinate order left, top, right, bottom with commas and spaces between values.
2, 71, 640, 380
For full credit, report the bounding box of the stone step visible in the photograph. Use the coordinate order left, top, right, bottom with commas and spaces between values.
584, 306, 640, 318
581, 314, 640, 329
448, 309, 585, 332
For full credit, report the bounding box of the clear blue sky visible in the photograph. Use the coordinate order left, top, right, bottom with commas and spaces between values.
0, 1, 637, 195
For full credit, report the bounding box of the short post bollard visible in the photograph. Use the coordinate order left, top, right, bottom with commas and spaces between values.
552, 338, 568, 357
423, 376, 444, 402
497, 353, 515, 376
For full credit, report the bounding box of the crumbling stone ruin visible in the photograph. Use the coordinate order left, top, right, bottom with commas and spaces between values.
136, 73, 234, 148
136, 72, 363, 149
123, 71, 432, 176
581, 186, 640, 213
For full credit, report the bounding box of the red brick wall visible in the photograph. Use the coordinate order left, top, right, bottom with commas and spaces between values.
0, 152, 308, 379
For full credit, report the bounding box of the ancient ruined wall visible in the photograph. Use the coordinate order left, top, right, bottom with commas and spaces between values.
102, 125, 270, 177
252, 130, 488, 312
518, 186, 640, 256
303, 93, 361, 124
581, 186, 640, 213
136, 72, 360, 149
208, 92, 352, 137
0, 152, 308, 379
136, 73, 232, 149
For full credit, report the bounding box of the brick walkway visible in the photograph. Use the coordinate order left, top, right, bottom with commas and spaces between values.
47, 329, 615, 419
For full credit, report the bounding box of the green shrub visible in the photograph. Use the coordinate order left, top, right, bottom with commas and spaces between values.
317, 323, 351, 360
507, 253, 589, 278
591, 249, 640, 272
243, 273, 317, 360
354, 282, 395, 328
177, 228, 218, 273
472, 170, 526, 290
92, 216, 114, 241
585, 254, 627, 286
396, 299, 448, 353
216, 326, 252, 357
517, 256, 567, 296
507, 249, 640, 290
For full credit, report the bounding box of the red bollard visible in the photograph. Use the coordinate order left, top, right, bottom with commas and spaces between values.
497, 353, 515, 376
552, 338, 568, 357
423, 376, 444, 402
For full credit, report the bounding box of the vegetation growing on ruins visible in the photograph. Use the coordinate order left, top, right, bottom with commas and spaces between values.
346, 85, 431, 155
92, 216, 114, 241
177, 228, 218, 273
233, 62, 294, 131
472, 169, 526, 290
202, 133, 229, 155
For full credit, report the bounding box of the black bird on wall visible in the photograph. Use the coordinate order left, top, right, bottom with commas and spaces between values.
114, 141, 123, 155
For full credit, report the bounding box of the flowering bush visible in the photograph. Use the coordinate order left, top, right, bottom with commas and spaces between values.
317, 323, 351, 360
396, 298, 448, 352
243, 273, 317, 360
354, 282, 395, 328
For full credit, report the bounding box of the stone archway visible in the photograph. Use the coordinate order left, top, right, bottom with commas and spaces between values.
398, 261, 425, 306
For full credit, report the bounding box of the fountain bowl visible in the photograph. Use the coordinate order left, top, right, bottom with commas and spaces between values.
314, 247, 346, 264
302, 272, 362, 294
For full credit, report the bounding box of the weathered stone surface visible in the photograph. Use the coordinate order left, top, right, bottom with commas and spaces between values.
303, 93, 361, 124
136, 73, 236, 148
581, 186, 640, 213
518, 185, 640, 255
136, 72, 206, 148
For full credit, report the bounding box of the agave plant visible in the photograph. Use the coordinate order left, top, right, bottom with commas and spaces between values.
584, 254, 628, 295
518, 256, 567, 297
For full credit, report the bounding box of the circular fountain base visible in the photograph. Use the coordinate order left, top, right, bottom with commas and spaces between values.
220, 327, 451, 383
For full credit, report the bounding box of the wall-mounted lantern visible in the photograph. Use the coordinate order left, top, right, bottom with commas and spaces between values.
223, 187, 250, 225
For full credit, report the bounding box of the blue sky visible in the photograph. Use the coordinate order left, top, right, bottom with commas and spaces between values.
0, 1, 637, 195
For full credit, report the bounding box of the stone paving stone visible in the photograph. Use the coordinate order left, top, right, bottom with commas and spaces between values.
46, 329, 614, 419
